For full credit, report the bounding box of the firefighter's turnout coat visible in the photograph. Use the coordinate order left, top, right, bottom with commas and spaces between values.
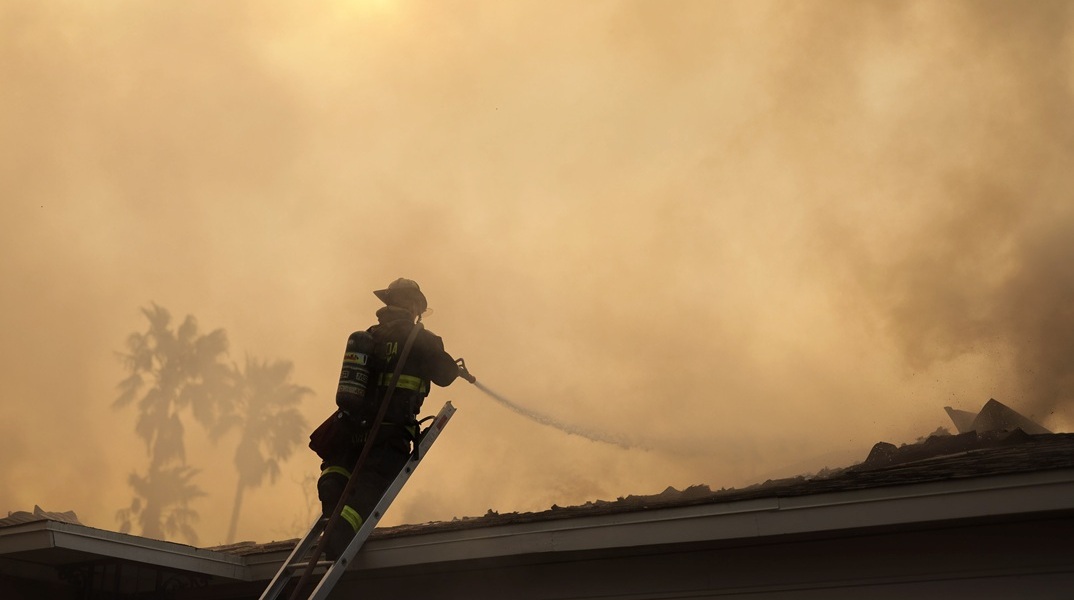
312, 305, 459, 558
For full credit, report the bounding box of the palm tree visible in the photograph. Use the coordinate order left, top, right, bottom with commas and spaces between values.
116, 462, 206, 544
114, 303, 232, 540
217, 356, 311, 544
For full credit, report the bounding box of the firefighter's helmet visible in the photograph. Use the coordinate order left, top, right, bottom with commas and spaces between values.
374, 278, 428, 315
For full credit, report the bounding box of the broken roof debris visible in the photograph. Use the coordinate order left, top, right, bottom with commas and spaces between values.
945, 397, 1052, 435
0, 505, 82, 528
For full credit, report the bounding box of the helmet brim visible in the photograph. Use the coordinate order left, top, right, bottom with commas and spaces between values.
374, 288, 428, 314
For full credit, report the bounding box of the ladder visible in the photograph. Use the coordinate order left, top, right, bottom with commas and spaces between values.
259, 401, 457, 600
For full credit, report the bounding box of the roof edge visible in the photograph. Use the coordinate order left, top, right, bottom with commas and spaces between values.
339, 468, 1074, 572
0, 520, 248, 581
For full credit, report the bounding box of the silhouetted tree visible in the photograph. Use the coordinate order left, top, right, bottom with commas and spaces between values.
216, 357, 311, 543
114, 304, 232, 542
115, 462, 205, 544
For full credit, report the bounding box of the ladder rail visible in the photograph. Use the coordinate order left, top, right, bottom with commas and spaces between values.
259, 401, 457, 600
289, 321, 426, 599
305, 401, 456, 600
258, 519, 326, 600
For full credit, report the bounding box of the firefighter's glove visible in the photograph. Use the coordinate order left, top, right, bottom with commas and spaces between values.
455, 358, 477, 383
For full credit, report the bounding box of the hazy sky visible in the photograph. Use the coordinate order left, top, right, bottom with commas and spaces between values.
2, 0, 1072, 546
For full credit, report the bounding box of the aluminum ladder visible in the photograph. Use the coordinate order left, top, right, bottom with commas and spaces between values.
259, 401, 457, 600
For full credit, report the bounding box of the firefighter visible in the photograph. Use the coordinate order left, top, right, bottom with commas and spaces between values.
314, 278, 461, 560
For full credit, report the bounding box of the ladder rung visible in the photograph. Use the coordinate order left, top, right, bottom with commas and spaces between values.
258, 401, 457, 600
287, 560, 334, 570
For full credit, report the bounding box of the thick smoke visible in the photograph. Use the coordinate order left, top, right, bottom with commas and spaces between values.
829, 1, 1074, 424
3, 0, 1072, 545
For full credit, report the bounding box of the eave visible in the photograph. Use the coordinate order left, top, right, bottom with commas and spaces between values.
243, 467, 1074, 579
0, 519, 246, 580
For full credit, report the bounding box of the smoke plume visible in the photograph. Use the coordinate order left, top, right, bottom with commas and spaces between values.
2, 0, 1072, 545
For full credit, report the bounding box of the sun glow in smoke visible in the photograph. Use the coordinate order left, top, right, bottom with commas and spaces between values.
335, 0, 398, 17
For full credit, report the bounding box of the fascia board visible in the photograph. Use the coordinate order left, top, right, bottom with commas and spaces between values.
0, 521, 247, 580
0, 520, 53, 554
48, 522, 247, 579
352, 469, 1074, 570
762, 469, 1074, 536
245, 551, 298, 582
354, 496, 780, 570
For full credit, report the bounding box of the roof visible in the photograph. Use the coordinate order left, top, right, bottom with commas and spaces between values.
331, 429, 1074, 540
3, 422, 1072, 592
260, 430, 1072, 579
213, 429, 1074, 573
355, 398, 1068, 539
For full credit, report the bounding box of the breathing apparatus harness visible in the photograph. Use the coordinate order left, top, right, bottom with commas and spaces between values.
333, 312, 429, 448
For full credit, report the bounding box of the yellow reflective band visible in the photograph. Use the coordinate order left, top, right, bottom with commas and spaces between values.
320, 466, 351, 480
379, 373, 427, 393
340, 506, 363, 532
343, 352, 368, 366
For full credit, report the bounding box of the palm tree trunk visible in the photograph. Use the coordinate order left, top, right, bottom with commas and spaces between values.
142, 503, 164, 540
225, 479, 245, 544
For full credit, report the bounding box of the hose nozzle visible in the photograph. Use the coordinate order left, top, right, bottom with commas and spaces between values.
455, 358, 477, 384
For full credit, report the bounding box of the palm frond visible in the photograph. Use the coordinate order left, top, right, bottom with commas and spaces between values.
114, 372, 144, 409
